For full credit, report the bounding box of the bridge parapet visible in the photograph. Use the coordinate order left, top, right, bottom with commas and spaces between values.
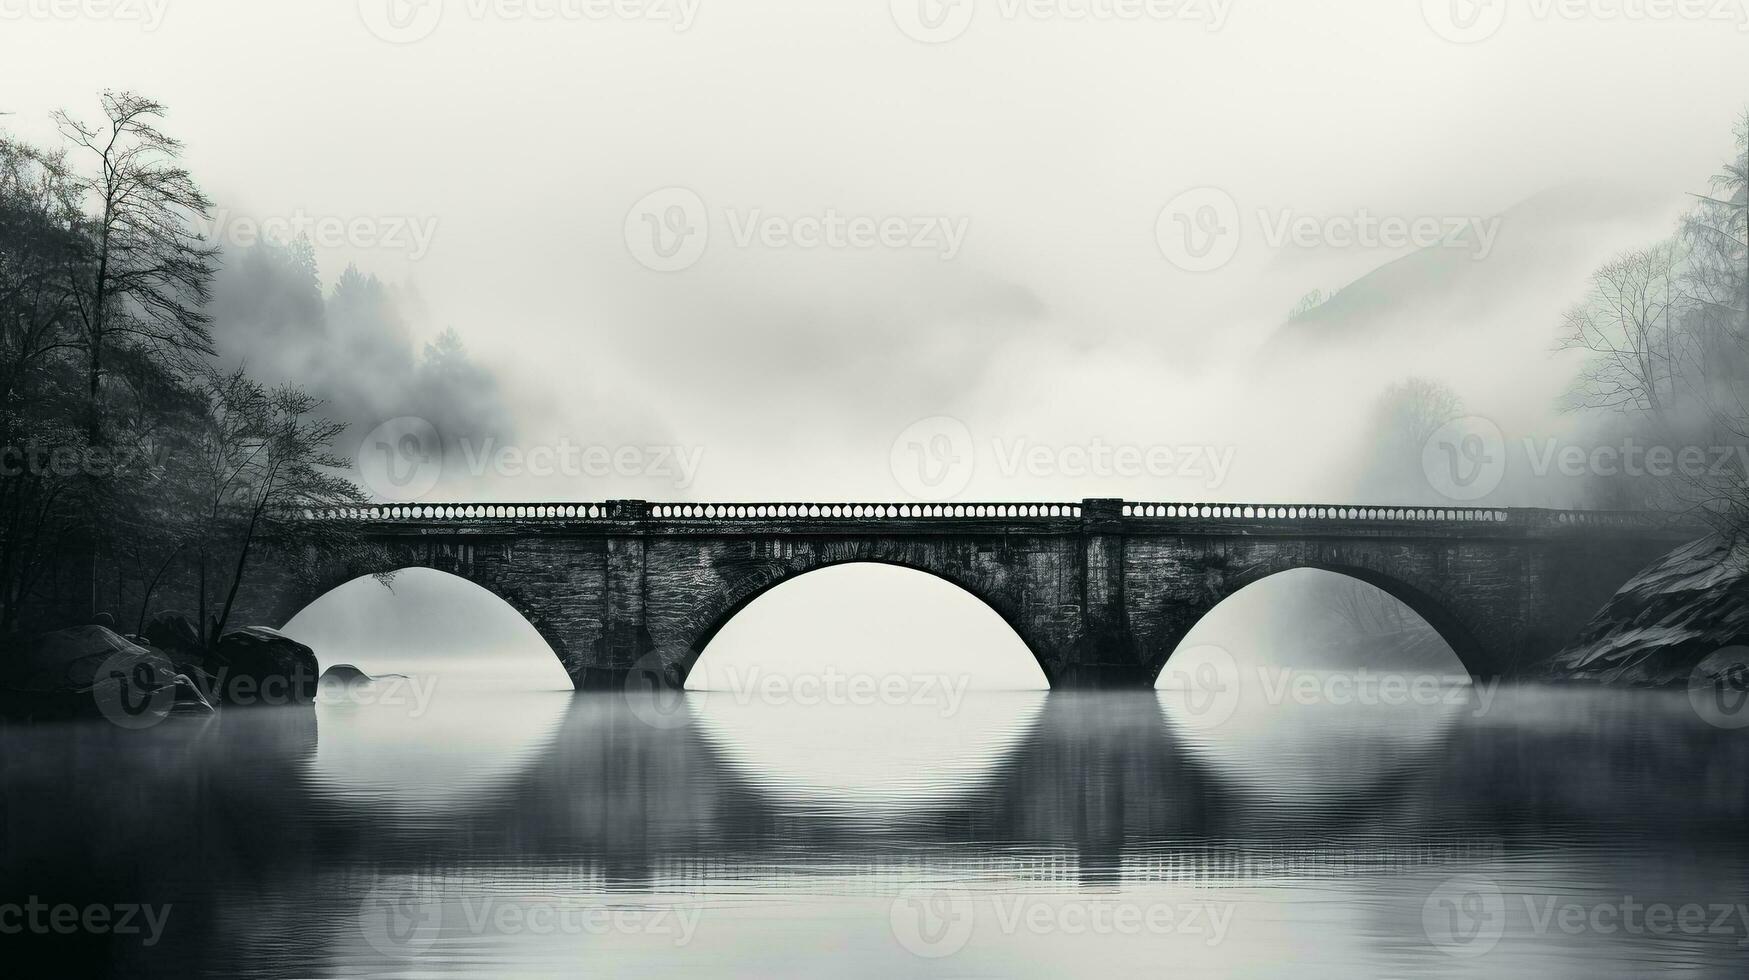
302, 500, 1699, 537
648, 502, 1085, 520
1125, 502, 1511, 523
310, 502, 619, 521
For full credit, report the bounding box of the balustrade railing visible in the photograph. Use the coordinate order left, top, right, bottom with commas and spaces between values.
1121, 503, 1511, 523
308, 502, 616, 521
302, 500, 1682, 529
647, 502, 1083, 520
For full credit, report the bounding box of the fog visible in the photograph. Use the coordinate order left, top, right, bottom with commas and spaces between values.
9, 3, 1743, 682
7, 2, 1748, 505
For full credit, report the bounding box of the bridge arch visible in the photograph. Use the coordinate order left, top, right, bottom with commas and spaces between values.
274, 565, 575, 686
1146, 560, 1491, 683
659, 557, 1064, 687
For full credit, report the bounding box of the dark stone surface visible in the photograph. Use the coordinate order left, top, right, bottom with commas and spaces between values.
208, 627, 319, 706
4, 625, 156, 695
1548, 535, 1749, 686
144, 611, 202, 659
0, 625, 212, 721
315, 663, 408, 699
318, 663, 370, 685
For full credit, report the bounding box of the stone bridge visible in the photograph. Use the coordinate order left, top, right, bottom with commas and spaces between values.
230, 499, 1701, 689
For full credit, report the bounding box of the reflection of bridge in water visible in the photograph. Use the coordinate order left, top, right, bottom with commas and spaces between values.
283, 690, 1744, 891
12, 690, 1749, 977
228, 499, 1701, 688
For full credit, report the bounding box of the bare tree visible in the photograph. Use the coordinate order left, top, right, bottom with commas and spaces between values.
53, 91, 218, 436
181, 368, 371, 648
0, 137, 87, 632
1560, 241, 1688, 421
1358, 377, 1464, 503
1684, 108, 1749, 340
1563, 110, 1749, 533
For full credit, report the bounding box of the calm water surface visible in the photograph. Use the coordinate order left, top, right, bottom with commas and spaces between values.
3, 678, 1747, 978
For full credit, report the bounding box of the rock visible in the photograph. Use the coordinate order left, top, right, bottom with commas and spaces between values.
208, 627, 319, 706
317, 663, 370, 700
0, 626, 211, 722
92, 612, 114, 628
317, 664, 414, 704
166, 671, 216, 716
143, 611, 202, 660
1690, 646, 1749, 685
1548, 535, 1749, 686
5, 626, 151, 694
141, 611, 215, 691
320, 663, 371, 685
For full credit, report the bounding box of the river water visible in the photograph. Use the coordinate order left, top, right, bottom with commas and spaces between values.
3, 676, 1747, 977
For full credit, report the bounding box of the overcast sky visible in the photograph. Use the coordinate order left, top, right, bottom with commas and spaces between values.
6, 0, 1748, 505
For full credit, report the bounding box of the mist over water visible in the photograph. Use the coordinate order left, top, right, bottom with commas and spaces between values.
8, 566, 1742, 976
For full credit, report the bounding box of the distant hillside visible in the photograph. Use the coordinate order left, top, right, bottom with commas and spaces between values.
1260, 182, 1679, 364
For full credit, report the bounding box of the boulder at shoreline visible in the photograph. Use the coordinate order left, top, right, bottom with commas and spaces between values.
207, 627, 319, 706
0, 625, 213, 721
1548, 535, 1749, 686
317, 663, 414, 702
